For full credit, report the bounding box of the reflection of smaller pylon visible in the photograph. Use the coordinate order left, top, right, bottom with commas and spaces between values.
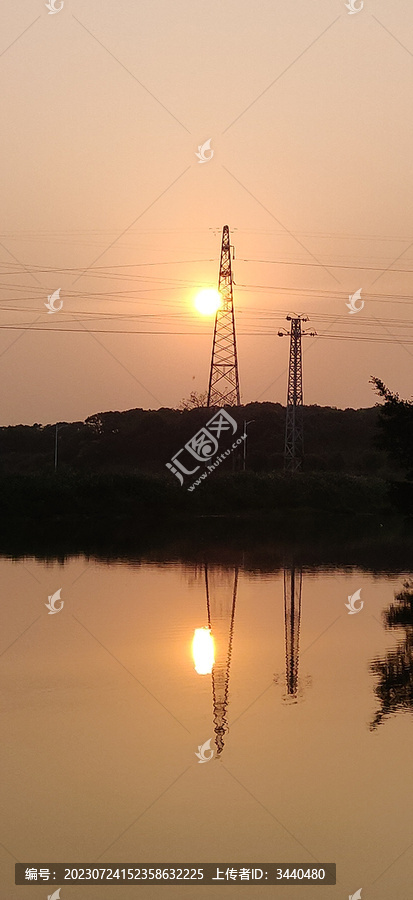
284, 566, 302, 702
273, 566, 311, 704
205, 566, 238, 754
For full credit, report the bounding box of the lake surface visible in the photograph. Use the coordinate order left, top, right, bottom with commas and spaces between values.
1, 532, 412, 899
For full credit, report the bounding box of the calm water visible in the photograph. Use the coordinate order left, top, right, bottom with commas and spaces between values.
1, 537, 413, 899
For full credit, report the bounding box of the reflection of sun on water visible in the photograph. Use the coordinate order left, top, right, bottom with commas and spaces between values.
192, 627, 215, 674
194, 289, 221, 316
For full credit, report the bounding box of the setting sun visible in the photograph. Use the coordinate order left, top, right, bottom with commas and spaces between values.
194, 288, 221, 316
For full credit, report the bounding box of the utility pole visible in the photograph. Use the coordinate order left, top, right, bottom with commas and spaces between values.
54, 423, 59, 472
243, 419, 255, 471
207, 225, 240, 407
54, 422, 70, 471
278, 315, 315, 472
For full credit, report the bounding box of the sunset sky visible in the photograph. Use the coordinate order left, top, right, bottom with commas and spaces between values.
1, 0, 413, 425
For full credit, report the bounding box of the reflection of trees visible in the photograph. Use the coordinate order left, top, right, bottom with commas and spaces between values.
370, 581, 413, 730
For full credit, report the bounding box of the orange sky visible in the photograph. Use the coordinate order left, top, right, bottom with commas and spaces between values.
1, 0, 413, 425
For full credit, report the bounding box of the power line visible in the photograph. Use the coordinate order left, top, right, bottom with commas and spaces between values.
1, 323, 413, 343
238, 258, 413, 274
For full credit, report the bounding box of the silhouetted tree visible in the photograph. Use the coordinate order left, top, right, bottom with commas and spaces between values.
370, 376, 413, 475
179, 391, 208, 410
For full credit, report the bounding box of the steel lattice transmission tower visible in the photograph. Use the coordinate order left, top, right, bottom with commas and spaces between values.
278, 315, 316, 472
207, 225, 240, 407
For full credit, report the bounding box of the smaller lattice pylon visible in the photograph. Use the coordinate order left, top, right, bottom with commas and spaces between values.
207, 225, 240, 407
278, 315, 316, 472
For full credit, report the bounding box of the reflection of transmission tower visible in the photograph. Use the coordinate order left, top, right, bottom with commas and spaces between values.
283, 566, 303, 702
205, 565, 238, 754
278, 315, 316, 472
207, 226, 240, 407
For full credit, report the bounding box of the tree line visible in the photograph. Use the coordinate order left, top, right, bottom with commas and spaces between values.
0, 379, 411, 480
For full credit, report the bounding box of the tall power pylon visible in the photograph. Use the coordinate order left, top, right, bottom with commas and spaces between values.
278, 315, 315, 472
207, 225, 240, 407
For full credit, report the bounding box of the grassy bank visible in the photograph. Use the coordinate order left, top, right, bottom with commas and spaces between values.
0, 469, 394, 522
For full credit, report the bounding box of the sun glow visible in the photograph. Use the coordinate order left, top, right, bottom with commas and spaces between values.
194, 288, 221, 316
192, 627, 215, 675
